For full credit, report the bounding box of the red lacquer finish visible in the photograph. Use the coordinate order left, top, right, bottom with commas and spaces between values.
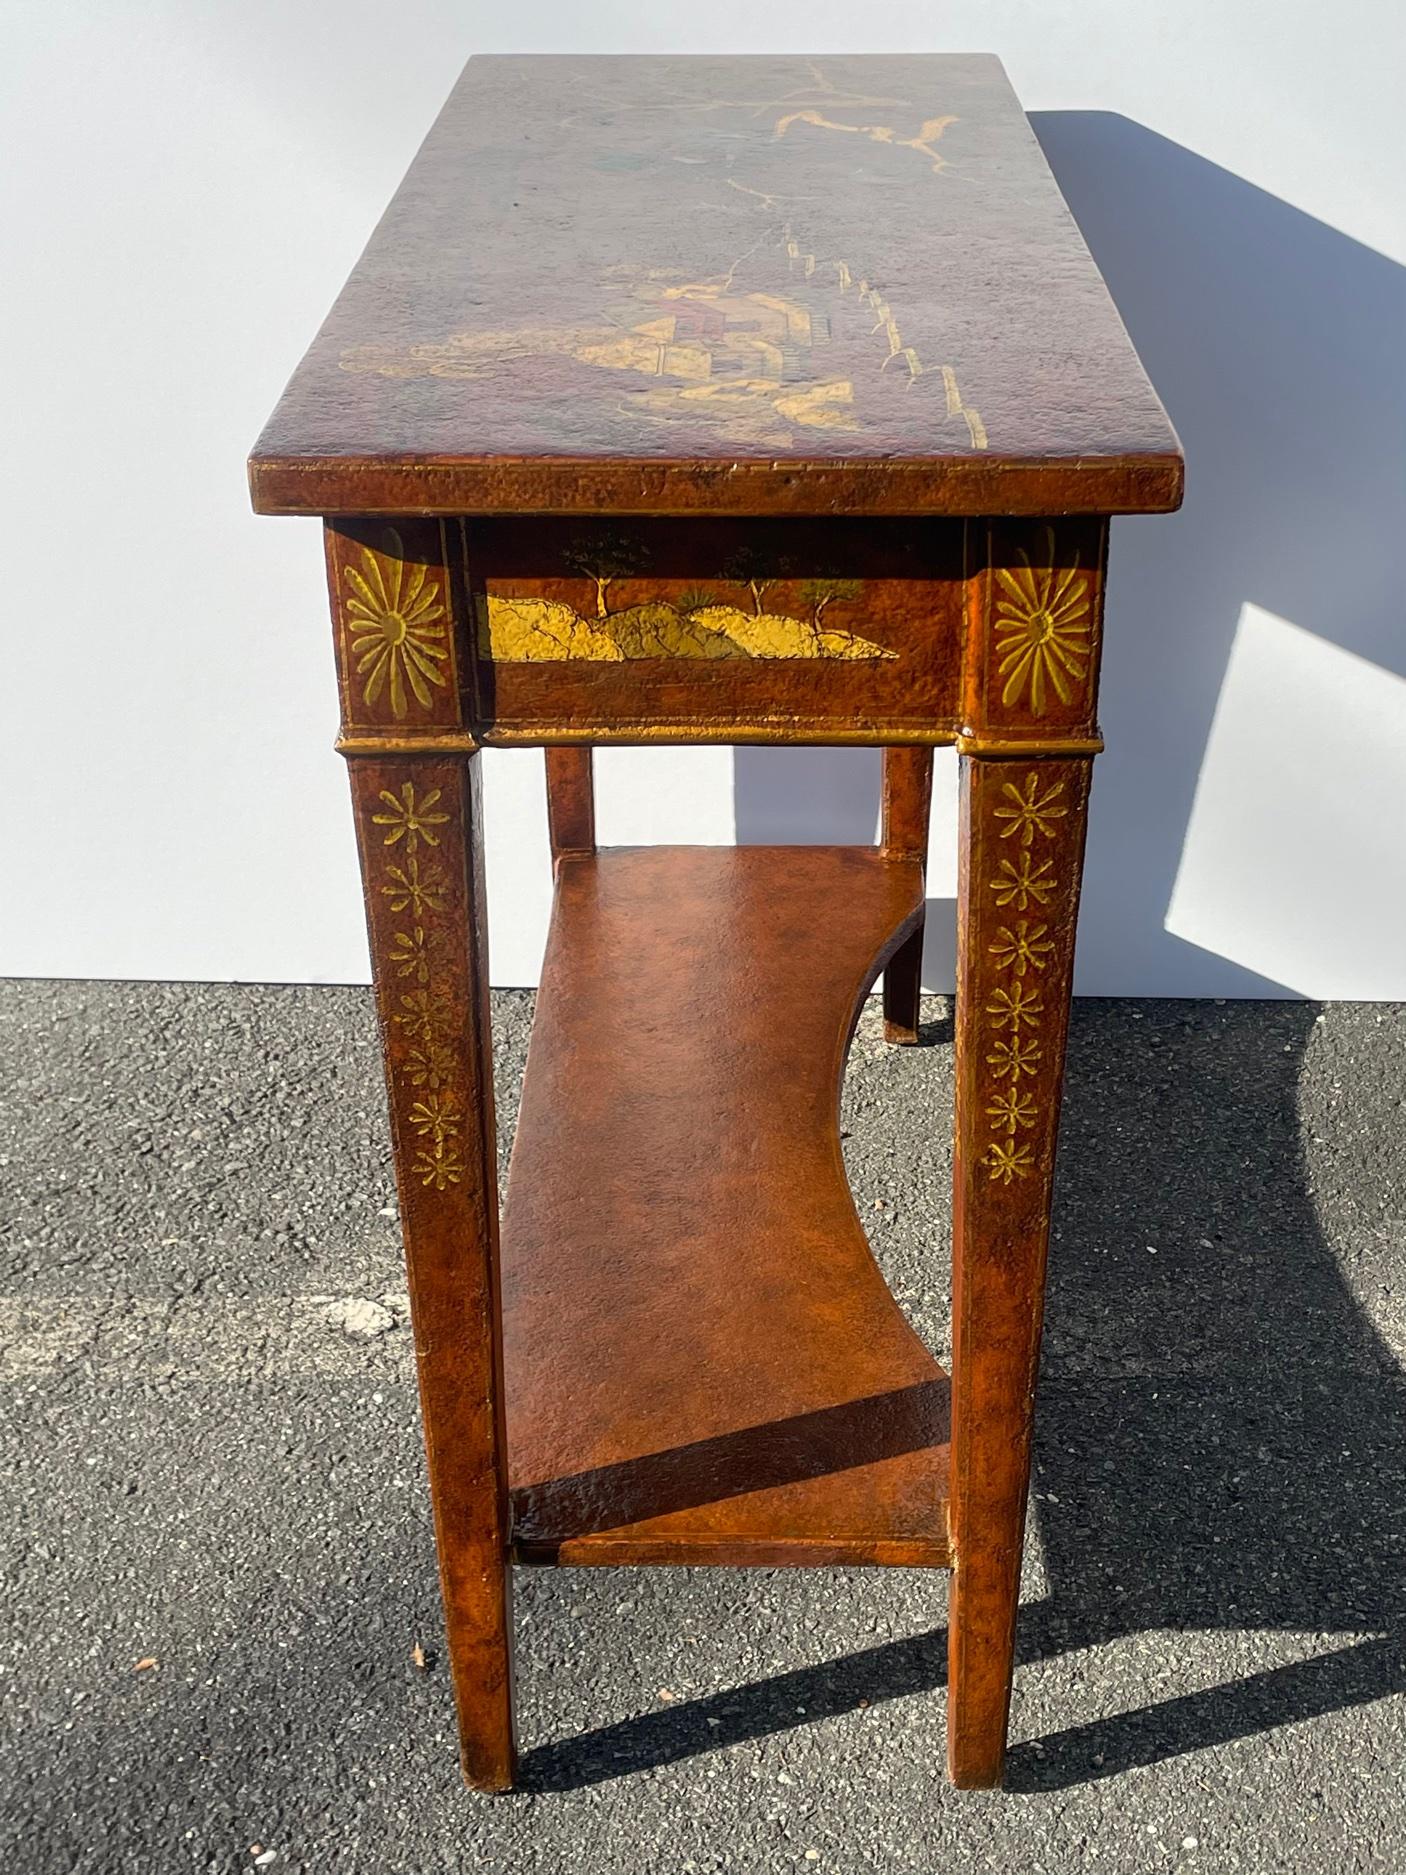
252, 51, 1180, 1792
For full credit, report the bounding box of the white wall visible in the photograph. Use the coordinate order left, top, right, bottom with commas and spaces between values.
2, 3, 1402, 995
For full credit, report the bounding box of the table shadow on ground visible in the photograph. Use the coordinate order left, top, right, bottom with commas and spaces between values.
523, 997, 1406, 1792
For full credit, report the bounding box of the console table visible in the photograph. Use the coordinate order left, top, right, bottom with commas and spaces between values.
250, 52, 1182, 1791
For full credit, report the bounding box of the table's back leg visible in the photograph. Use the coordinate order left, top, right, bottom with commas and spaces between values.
544, 746, 596, 868
880, 747, 935, 1043
947, 752, 1092, 1786
348, 750, 517, 1792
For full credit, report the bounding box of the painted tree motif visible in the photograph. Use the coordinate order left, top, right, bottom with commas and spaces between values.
799, 577, 863, 624
561, 533, 649, 617
723, 546, 784, 615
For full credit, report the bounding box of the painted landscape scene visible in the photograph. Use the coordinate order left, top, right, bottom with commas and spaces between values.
484, 547, 897, 663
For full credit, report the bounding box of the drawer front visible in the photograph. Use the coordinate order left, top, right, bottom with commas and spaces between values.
459, 518, 964, 744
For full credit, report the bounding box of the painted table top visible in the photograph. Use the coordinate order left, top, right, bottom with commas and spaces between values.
250, 54, 1182, 517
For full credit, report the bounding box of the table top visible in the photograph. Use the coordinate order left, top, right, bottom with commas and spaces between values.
250, 54, 1182, 518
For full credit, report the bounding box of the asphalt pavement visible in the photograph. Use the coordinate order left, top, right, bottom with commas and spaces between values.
3, 980, 1405, 1872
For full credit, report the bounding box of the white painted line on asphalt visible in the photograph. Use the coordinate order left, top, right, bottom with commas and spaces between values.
0, 1293, 414, 1380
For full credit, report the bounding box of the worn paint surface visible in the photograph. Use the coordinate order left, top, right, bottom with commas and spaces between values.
485, 574, 894, 664
250, 54, 1182, 517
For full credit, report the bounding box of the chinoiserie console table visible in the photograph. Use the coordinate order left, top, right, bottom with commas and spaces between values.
250, 53, 1182, 1790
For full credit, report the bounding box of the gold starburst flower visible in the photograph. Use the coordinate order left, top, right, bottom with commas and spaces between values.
993, 528, 1091, 714
345, 535, 450, 719
987, 1035, 1042, 1081
988, 853, 1057, 910
989, 921, 1055, 976
414, 1142, 465, 1191
373, 783, 449, 853
409, 1092, 461, 1147
995, 772, 1067, 846
382, 857, 449, 916
986, 1088, 1037, 1136
404, 1039, 456, 1089
986, 1140, 1035, 1185
393, 989, 439, 1044
390, 926, 432, 983
985, 983, 1044, 1031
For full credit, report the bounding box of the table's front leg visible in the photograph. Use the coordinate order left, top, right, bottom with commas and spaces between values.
947, 515, 1106, 1785
947, 752, 1091, 1784
348, 751, 515, 1791
322, 516, 515, 1791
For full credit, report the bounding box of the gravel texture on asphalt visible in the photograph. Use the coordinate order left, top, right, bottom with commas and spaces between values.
2, 980, 1405, 1873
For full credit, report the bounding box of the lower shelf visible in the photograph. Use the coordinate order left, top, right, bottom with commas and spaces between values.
501, 845, 951, 1568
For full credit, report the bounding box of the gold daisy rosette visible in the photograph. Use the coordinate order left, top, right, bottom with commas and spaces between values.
344, 531, 451, 718
992, 525, 1092, 714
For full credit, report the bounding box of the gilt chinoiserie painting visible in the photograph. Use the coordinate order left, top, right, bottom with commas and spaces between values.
461, 517, 968, 739
483, 533, 895, 665
323, 513, 1105, 744
342, 240, 986, 458
327, 61, 999, 461
252, 54, 1183, 515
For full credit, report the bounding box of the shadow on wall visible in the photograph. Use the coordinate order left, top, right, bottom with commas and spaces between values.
732, 115, 1406, 999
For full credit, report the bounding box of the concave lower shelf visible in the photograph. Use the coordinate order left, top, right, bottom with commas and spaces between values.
501, 845, 952, 1569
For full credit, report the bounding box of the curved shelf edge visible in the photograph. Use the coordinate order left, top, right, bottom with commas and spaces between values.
501, 844, 951, 1569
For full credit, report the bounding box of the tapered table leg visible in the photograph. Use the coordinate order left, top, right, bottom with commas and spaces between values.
348, 750, 516, 1792
544, 746, 595, 867
947, 753, 1092, 1786
881, 748, 935, 1044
